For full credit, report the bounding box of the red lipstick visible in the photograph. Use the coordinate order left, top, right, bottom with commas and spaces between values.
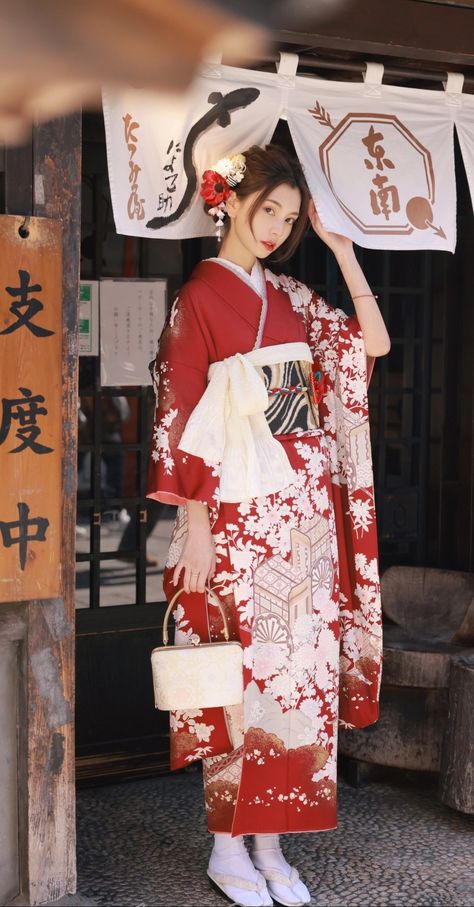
261, 241, 276, 252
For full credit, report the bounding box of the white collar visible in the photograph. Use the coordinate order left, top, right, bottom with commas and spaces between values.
205, 257, 265, 299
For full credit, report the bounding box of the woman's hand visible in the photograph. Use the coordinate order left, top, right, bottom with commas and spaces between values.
308, 198, 354, 260
172, 501, 216, 594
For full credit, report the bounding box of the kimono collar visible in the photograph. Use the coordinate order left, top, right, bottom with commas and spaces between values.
205, 257, 266, 299
193, 256, 268, 311
192, 259, 274, 348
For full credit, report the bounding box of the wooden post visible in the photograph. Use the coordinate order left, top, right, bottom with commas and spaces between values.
439, 656, 474, 814
0, 113, 81, 906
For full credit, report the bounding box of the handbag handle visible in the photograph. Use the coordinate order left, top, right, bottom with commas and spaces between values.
162, 585, 230, 646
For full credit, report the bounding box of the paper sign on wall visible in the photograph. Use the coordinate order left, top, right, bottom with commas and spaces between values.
100, 279, 167, 386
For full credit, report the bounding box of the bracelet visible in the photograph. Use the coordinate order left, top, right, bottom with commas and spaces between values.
352, 293, 379, 301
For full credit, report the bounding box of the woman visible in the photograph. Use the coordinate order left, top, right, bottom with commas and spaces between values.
148, 144, 390, 907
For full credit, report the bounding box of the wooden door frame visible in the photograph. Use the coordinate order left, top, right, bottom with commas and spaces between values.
3, 115, 81, 906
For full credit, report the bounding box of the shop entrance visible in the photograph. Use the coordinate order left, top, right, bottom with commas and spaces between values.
75, 114, 474, 782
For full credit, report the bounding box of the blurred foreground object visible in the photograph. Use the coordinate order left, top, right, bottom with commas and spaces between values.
0, 0, 269, 143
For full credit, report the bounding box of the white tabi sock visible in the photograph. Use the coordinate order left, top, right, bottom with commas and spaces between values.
251, 834, 311, 906
208, 833, 273, 906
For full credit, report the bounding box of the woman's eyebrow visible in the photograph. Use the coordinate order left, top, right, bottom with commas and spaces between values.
266, 198, 300, 216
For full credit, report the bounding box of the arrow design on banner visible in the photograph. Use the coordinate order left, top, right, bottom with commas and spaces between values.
427, 221, 447, 239
146, 86, 260, 229
405, 196, 446, 238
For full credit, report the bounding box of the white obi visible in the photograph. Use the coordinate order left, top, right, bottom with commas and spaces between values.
178, 342, 313, 503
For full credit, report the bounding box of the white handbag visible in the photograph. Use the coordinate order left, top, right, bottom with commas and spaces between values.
151, 585, 244, 711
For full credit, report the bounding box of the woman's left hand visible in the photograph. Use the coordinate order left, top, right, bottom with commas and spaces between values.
308, 198, 354, 259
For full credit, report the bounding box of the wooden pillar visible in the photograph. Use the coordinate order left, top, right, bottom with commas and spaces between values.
1, 113, 81, 906
439, 656, 474, 814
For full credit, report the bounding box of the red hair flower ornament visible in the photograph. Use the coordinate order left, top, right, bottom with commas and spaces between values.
199, 153, 246, 241
200, 170, 231, 206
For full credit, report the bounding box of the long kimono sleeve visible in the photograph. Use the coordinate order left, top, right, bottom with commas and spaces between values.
147, 286, 220, 518
281, 274, 382, 729
309, 290, 382, 729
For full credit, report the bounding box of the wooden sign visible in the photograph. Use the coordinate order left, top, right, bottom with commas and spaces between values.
0, 215, 62, 602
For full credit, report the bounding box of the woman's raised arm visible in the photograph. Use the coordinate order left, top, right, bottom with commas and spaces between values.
308, 200, 391, 358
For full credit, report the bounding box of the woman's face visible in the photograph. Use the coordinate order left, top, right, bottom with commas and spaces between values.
227, 182, 302, 259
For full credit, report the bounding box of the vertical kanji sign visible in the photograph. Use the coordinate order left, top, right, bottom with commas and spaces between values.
0, 216, 62, 601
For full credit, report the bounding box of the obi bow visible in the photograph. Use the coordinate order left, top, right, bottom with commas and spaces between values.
178, 342, 313, 502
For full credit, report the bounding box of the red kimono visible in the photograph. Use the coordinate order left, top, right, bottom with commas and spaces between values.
147, 260, 382, 837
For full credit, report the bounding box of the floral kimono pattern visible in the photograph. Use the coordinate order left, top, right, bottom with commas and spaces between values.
147, 260, 381, 836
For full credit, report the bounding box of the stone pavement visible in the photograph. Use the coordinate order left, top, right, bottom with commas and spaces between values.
75, 766, 474, 907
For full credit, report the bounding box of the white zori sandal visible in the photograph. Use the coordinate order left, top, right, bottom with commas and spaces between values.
207, 868, 273, 907
251, 865, 311, 907
250, 837, 311, 907
207, 834, 273, 907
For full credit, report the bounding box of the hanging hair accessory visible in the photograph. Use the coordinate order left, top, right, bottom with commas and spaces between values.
200, 153, 246, 241
207, 202, 226, 240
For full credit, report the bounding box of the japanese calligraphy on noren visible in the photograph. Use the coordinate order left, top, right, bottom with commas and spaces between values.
362, 125, 395, 172
123, 112, 145, 221
156, 139, 182, 215
146, 87, 260, 229
0, 215, 62, 602
310, 105, 446, 239
362, 125, 400, 220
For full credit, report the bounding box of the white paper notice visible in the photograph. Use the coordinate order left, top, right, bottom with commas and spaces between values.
100, 279, 167, 386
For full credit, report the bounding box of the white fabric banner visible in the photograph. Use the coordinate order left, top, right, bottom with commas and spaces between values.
103, 62, 474, 252
103, 64, 282, 239
452, 90, 474, 215
288, 73, 457, 252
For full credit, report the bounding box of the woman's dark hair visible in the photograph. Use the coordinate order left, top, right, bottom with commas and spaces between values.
229, 144, 310, 262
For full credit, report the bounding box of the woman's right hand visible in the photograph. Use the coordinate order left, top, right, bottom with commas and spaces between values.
172, 501, 216, 594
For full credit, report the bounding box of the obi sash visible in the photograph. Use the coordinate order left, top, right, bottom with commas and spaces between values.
178, 341, 313, 503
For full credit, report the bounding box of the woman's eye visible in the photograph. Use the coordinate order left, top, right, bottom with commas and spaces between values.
264, 207, 274, 215
286, 218, 296, 226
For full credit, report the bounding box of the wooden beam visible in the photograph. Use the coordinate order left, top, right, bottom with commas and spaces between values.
276, 0, 474, 68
